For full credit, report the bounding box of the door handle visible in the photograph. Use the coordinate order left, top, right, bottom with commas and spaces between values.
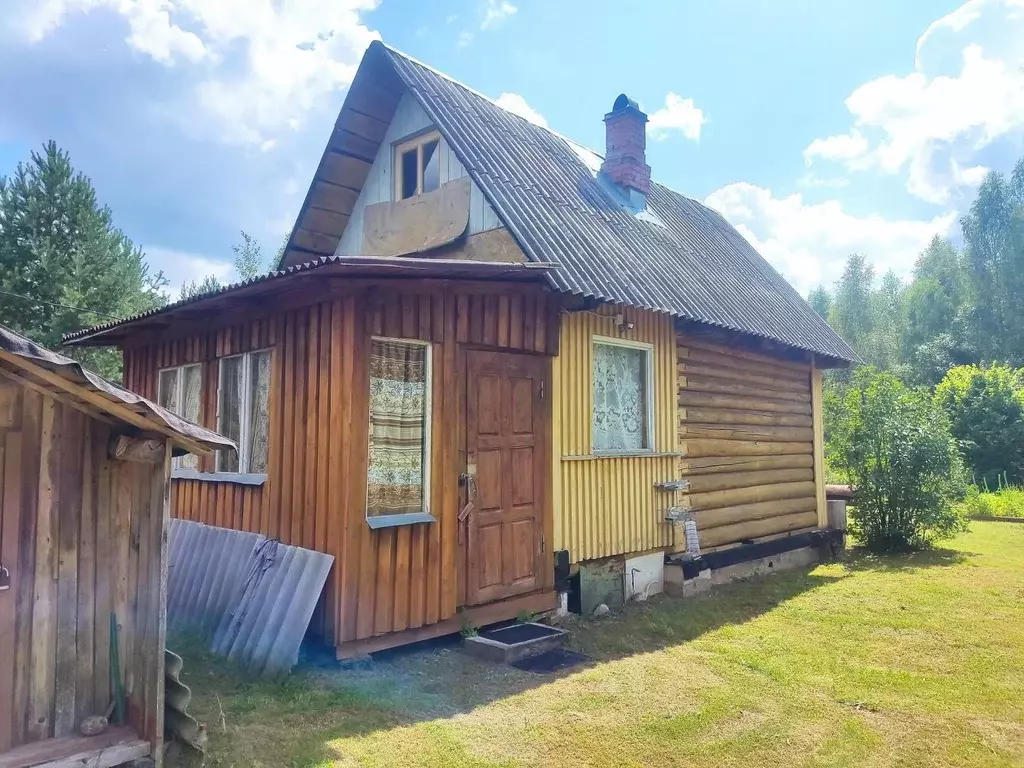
0, 565, 10, 592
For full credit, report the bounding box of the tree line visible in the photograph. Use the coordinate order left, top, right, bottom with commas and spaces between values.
810, 157, 1024, 386
0, 142, 279, 380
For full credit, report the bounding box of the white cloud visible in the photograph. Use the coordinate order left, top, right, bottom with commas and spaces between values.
456, 30, 474, 48
647, 92, 706, 141
12, 0, 380, 146
704, 182, 956, 293
481, 0, 517, 30
805, 0, 1024, 204
494, 92, 548, 128
146, 246, 234, 299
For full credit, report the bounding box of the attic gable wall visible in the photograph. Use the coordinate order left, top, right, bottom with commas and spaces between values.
336, 90, 503, 257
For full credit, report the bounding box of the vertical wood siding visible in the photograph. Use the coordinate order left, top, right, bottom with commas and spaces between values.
676, 333, 818, 550
0, 380, 168, 756
336, 91, 502, 257
551, 304, 679, 562
123, 282, 557, 648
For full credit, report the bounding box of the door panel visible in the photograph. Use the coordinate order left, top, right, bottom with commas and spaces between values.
465, 351, 548, 606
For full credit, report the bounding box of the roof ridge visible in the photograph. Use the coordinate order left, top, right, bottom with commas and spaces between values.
379, 42, 606, 162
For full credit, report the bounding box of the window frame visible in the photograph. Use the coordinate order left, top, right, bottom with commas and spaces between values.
365, 336, 435, 529
591, 335, 656, 456
393, 130, 442, 201
216, 348, 272, 475
157, 362, 203, 469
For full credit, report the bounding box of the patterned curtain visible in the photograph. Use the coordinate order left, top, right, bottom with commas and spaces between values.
593, 343, 648, 452
248, 351, 271, 473
367, 340, 428, 518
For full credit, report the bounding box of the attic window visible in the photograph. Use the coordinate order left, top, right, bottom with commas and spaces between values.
395, 131, 441, 201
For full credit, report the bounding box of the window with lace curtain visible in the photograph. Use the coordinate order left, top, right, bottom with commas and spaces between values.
158, 363, 202, 469
217, 349, 271, 474
592, 338, 653, 453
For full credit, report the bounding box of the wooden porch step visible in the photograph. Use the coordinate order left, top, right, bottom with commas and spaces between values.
0, 727, 149, 768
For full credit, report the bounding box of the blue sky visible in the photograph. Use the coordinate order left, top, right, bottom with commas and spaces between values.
2, 0, 1022, 297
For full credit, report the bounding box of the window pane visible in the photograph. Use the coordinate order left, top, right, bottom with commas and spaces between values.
593, 343, 648, 452
181, 365, 203, 469
247, 350, 271, 474
158, 369, 179, 413
367, 340, 428, 518
421, 140, 440, 193
218, 356, 244, 472
400, 148, 418, 199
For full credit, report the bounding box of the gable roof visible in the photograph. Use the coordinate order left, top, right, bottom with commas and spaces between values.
279, 41, 857, 364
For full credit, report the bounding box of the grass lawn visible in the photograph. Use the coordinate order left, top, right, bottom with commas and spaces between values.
173, 521, 1024, 767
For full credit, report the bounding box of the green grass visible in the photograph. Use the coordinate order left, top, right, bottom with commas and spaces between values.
173, 522, 1024, 767
957, 486, 1024, 519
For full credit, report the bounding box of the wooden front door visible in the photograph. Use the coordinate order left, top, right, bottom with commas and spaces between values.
465, 350, 548, 606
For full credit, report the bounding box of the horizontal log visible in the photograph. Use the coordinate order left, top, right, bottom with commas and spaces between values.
696, 511, 819, 549
680, 423, 814, 443
678, 335, 812, 375
679, 391, 812, 415
681, 454, 814, 475
695, 496, 818, 531
681, 407, 812, 429
678, 345, 812, 387
678, 361, 810, 394
684, 439, 813, 458
687, 481, 817, 512
685, 467, 814, 494
683, 375, 810, 404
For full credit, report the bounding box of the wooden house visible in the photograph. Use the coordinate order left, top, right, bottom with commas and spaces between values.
0, 326, 232, 767
64, 42, 856, 657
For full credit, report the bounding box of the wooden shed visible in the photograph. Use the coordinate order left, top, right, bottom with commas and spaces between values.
0, 326, 233, 767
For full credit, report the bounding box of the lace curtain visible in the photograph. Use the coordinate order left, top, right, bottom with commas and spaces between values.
247, 351, 271, 473
159, 365, 202, 469
218, 356, 244, 472
180, 365, 202, 469
593, 343, 648, 452
367, 340, 428, 518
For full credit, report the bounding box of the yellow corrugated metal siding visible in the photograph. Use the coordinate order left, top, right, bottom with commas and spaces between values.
552, 304, 680, 562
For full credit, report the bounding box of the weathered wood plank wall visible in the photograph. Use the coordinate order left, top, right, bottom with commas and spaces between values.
123, 281, 557, 649
0, 379, 168, 756
676, 334, 818, 550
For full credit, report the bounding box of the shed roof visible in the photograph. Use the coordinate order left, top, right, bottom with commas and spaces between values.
276, 42, 856, 364
0, 324, 235, 456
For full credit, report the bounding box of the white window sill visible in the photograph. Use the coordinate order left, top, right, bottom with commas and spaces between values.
562, 451, 683, 461
366, 512, 436, 529
171, 468, 267, 486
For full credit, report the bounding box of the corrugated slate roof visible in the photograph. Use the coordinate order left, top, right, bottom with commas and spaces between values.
380, 44, 856, 362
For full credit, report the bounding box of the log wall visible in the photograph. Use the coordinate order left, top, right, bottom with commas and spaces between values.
676, 334, 820, 551
0, 380, 168, 756
122, 280, 558, 649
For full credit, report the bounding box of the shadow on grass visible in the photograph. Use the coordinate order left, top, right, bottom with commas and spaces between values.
170, 560, 858, 765
839, 544, 974, 574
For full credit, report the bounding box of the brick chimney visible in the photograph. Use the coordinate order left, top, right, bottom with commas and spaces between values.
600, 94, 651, 205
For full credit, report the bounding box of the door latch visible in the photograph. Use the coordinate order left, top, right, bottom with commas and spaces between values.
0, 565, 10, 591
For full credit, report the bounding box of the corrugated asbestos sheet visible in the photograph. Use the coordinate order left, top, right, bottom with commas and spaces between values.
379, 44, 857, 363
167, 519, 334, 676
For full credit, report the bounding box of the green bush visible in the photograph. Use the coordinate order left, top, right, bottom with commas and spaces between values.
957, 485, 1024, 519
830, 368, 968, 551
935, 364, 1024, 487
